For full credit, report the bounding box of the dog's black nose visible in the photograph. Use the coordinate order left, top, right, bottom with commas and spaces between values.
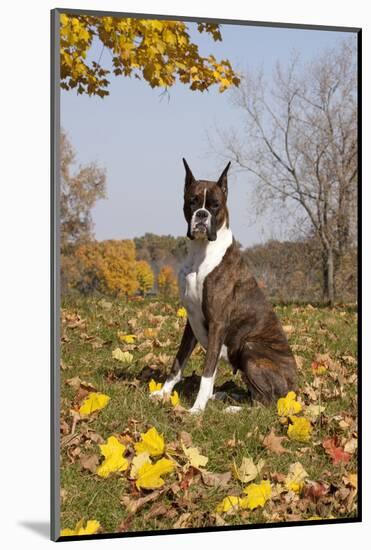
196, 209, 208, 219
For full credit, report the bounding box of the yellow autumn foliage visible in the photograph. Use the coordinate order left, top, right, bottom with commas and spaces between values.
96, 436, 129, 478
60, 15, 240, 97
157, 265, 178, 298
61, 519, 101, 536
134, 426, 165, 457
75, 240, 139, 297
136, 260, 155, 295
79, 392, 110, 416
287, 416, 313, 442
277, 391, 302, 417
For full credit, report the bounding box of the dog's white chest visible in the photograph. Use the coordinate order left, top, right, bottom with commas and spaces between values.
179, 225, 233, 351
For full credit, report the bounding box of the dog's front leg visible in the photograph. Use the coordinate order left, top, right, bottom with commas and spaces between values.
189, 322, 224, 414
150, 320, 196, 400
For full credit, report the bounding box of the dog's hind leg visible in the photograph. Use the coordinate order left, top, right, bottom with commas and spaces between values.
150, 320, 197, 400
240, 349, 297, 406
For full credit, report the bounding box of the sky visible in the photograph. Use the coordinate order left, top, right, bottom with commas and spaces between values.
61, 19, 356, 248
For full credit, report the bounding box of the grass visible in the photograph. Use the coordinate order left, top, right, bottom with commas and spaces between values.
59, 294, 358, 535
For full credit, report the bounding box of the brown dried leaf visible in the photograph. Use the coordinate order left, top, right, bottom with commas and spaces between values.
179, 431, 193, 447
80, 454, 99, 474
261, 428, 290, 455
201, 470, 232, 488
173, 512, 192, 529
121, 490, 163, 513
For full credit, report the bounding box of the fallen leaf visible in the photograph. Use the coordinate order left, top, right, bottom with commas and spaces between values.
79, 392, 110, 416
323, 437, 351, 464
182, 443, 208, 469
61, 519, 101, 537
96, 436, 129, 478
306, 404, 325, 420
118, 333, 136, 344
173, 512, 191, 528
302, 480, 329, 501
215, 495, 242, 513
342, 473, 357, 490
341, 355, 357, 366
201, 470, 232, 488
170, 391, 180, 407
80, 454, 99, 474
112, 348, 133, 364
277, 391, 302, 417
146, 502, 172, 520
179, 431, 193, 447
285, 462, 308, 493
129, 452, 151, 479
262, 428, 290, 455
136, 457, 175, 490
135, 426, 165, 457
241, 480, 272, 510
143, 327, 158, 338
121, 490, 162, 513
344, 437, 357, 454
177, 307, 187, 318
148, 379, 162, 393
287, 416, 312, 442
232, 457, 265, 483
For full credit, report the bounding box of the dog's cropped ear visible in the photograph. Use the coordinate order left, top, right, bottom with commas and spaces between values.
217, 161, 231, 195
183, 158, 195, 188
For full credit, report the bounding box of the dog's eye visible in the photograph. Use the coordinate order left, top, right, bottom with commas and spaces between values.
211, 201, 220, 209
190, 197, 198, 206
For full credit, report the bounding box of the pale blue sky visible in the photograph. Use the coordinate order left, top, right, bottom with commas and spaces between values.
61, 20, 355, 247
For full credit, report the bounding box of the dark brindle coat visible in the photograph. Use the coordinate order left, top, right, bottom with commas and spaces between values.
151, 159, 297, 412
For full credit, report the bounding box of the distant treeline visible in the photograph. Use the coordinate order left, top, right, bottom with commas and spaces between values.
135, 233, 357, 303
61, 233, 357, 303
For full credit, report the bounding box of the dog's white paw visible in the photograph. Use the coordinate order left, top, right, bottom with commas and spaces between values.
149, 389, 170, 401
223, 405, 242, 414
188, 406, 203, 415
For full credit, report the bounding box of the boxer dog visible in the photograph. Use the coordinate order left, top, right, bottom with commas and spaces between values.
151, 159, 297, 414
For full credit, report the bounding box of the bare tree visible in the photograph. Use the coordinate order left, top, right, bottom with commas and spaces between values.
60, 130, 107, 252
214, 39, 357, 305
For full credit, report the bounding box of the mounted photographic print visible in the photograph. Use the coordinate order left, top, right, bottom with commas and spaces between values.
51, 8, 361, 541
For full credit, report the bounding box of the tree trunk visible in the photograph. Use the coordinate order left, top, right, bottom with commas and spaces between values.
322, 249, 335, 306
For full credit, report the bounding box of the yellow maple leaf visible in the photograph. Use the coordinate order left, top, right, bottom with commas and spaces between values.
287, 416, 312, 442
112, 348, 133, 364
176, 307, 187, 318
343, 473, 357, 490
134, 426, 165, 457
232, 457, 265, 483
60, 519, 101, 536
135, 457, 174, 489
182, 443, 208, 469
306, 404, 325, 420
170, 390, 180, 407
277, 391, 302, 417
241, 480, 271, 510
215, 495, 242, 513
118, 332, 136, 344
96, 436, 129, 478
79, 392, 110, 416
285, 462, 308, 493
129, 452, 151, 479
143, 327, 157, 338
148, 379, 163, 393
